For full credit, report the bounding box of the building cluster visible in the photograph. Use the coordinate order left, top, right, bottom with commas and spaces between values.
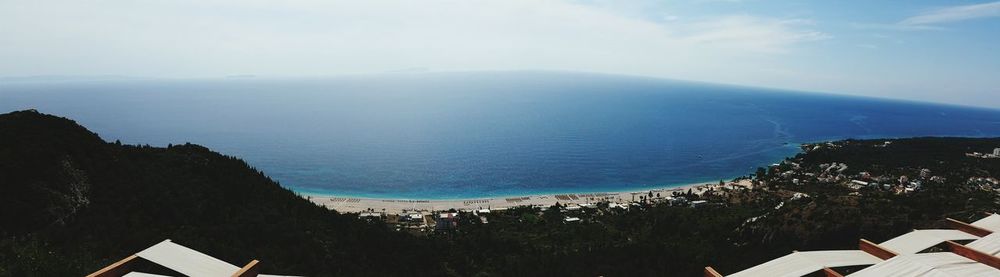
801, 142, 846, 153
763, 143, 1000, 197
763, 157, 945, 195
354, 187, 726, 232
372, 208, 503, 232
846, 168, 942, 194
966, 147, 1000, 158
967, 177, 1000, 192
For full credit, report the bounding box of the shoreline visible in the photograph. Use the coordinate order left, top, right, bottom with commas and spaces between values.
305, 179, 753, 214
295, 143, 800, 214
296, 179, 731, 201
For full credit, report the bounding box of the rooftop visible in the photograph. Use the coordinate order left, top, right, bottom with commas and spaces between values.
87, 239, 297, 277
706, 213, 1000, 277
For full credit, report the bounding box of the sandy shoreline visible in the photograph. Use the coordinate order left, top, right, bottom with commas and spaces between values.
305, 180, 752, 214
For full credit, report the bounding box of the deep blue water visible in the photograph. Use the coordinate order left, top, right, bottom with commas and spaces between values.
3, 72, 1000, 199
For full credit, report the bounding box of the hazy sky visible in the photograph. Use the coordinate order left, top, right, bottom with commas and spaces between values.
1, 0, 999, 107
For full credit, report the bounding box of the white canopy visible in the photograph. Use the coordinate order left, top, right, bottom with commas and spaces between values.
848, 252, 1000, 277
973, 214, 1000, 232
727, 250, 882, 277
966, 232, 1000, 255
123, 273, 173, 277
136, 240, 241, 277
90, 239, 302, 277
879, 230, 980, 254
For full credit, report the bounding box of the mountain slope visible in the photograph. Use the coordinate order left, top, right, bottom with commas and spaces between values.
0, 110, 439, 276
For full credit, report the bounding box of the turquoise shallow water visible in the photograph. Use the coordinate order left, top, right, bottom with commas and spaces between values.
3, 72, 1000, 199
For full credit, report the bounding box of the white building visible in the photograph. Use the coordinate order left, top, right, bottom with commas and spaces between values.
358, 212, 380, 218
994, 148, 1000, 156
690, 200, 709, 208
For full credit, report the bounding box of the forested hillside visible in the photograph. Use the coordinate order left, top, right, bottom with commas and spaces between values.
0, 110, 436, 276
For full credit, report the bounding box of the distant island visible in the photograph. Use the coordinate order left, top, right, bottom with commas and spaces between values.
2, 110, 1000, 276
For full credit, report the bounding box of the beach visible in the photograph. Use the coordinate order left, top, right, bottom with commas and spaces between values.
305, 179, 753, 214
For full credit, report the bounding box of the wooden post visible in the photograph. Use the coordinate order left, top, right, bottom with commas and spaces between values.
859, 239, 897, 260
947, 218, 993, 237
822, 267, 844, 277
946, 241, 1000, 270
704, 266, 723, 277
231, 260, 260, 277
86, 255, 139, 277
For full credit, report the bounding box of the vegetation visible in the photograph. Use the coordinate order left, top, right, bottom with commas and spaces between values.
1, 110, 999, 276
0, 110, 435, 276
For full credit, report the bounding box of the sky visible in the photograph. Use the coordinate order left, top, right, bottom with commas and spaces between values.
1, 0, 999, 107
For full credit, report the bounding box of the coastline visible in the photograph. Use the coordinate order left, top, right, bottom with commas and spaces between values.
304, 179, 753, 214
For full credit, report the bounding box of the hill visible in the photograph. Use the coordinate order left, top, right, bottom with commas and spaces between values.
0, 110, 438, 276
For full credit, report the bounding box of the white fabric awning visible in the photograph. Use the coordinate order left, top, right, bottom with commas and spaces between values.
973, 214, 1000, 232
136, 240, 241, 277
727, 250, 882, 277
848, 252, 1000, 277
879, 230, 980, 254
123, 273, 173, 277
966, 232, 1000, 255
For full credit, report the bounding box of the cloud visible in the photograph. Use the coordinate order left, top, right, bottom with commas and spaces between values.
680, 16, 829, 53
0, 0, 825, 78
851, 23, 944, 31
899, 1, 1000, 26
853, 1, 1000, 32
694, 0, 748, 3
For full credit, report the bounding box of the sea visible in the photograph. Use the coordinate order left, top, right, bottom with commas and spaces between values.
3, 72, 1000, 199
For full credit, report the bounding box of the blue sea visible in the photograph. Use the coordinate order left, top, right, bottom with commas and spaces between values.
3, 72, 1000, 199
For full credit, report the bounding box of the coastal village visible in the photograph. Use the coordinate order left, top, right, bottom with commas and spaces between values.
308, 181, 741, 233
307, 141, 1000, 234
967, 147, 1000, 159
